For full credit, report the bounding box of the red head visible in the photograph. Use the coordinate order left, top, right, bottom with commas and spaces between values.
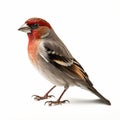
18, 18, 52, 40
18, 18, 53, 63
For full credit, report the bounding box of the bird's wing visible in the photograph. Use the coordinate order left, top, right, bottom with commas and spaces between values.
39, 39, 73, 66
39, 40, 93, 86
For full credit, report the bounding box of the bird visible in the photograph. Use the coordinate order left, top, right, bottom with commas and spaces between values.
18, 17, 111, 106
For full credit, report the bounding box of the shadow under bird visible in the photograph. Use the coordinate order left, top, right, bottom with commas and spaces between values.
18, 18, 111, 106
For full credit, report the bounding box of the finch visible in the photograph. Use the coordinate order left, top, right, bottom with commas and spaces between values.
18, 18, 111, 106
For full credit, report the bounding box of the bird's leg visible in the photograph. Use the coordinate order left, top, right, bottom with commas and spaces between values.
32, 85, 56, 101
45, 87, 69, 106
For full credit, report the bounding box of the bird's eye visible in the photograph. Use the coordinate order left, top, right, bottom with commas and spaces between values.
29, 23, 39, 30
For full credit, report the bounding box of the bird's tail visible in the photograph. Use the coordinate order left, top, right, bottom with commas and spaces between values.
88, 86, 111, 105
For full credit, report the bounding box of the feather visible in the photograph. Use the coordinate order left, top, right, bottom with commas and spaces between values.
39, 38, 73, 67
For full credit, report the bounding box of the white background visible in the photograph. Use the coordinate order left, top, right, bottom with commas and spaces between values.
0, 0, 120, 120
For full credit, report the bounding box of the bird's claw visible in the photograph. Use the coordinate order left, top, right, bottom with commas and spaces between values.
32, 94, 55, 101
44, 100, 70, 106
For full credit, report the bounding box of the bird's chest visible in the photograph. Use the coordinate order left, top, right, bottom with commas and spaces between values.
28, 40, 40, 65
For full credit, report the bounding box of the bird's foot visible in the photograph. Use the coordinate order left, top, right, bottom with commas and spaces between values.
32, 94, 55, 101
45, 99, 70, 106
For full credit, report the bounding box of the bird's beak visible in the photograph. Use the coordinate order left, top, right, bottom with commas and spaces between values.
18, 23, 31, 33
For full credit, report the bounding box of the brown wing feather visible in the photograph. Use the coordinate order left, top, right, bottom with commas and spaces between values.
72, 60, 93, 86
72, 64, 86, 80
